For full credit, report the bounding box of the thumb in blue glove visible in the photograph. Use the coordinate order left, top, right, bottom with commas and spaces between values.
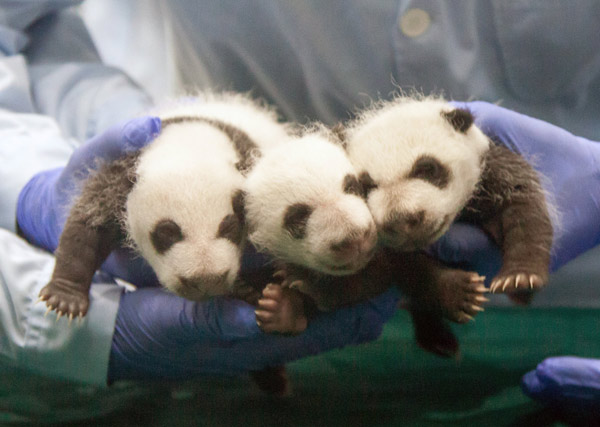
432, 101, 600, 276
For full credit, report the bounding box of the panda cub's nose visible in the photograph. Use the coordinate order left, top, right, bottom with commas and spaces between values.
382, 210, 425, 236
179, 271, 230, 294
329, 226, 377, 264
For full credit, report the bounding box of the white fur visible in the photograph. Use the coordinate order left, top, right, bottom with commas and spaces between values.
160, 92, 292, 153
125, 94, 290, 299
346, 97, 490, 250
244, 129, 377, 275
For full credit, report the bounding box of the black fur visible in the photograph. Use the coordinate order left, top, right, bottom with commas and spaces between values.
342, 174, 362, 197
217, 214, 244, 245
232, 190, 246, 225
283, 203, 313, 239
358, 171, 378, 197
409, 155, 450, 188
151, 219, 184, 254
441, 108, 474, 133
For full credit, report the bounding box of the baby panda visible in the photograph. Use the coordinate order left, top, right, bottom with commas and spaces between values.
342, 96, 553, 353
242, 125, 486, 355
242, 126, 379, 332
38, 92, 292, 320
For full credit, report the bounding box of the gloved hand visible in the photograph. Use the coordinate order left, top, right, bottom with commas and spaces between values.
16, 116, 162, 285
431, 101, 600, 277
108, 286, 399, 381
522, 356, 600, 415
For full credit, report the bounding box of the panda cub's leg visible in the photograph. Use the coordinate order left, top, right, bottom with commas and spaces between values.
390, 252, 488, 358
39, 155, 137, 321
39, 218, 120, 321
468, 144, 553, 301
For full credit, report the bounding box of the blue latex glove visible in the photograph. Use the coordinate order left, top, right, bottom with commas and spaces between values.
431, 101, 600, 278
522, 357, 600, 415
108, 287, 399, 381
17, 116, 162, 286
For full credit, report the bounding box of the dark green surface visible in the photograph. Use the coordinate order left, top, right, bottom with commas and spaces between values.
54, 307, 600, 426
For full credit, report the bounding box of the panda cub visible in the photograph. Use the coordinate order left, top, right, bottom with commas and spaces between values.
242, 126, 379, 332
38, 93, 291, 320
344, 96, 553, 293
243, 125, 487, 348
341, 96, 552, 347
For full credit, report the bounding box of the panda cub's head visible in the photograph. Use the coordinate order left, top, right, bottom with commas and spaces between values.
244, 129, 377, 276
125, 121, 246, 300
345, 97, 490, 251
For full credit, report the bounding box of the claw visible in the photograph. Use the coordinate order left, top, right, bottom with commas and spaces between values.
502, 277, 512, 292
475, 286, 488, 293
289, 280, 303, 290
56, 311, 63, 322
77, 313, 84, 325
529, 276, 535, 289
68, 313, 74, 326
475, 296, 490, 303
471, 304, 484, 312
44, 306, 53, 318
36, 296, 45, 304
463, 314, 475, 322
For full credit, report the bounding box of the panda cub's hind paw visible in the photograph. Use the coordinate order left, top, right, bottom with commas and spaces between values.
436, 270, 488, 324
255, 283, 308, 335
38, 279, 90, 324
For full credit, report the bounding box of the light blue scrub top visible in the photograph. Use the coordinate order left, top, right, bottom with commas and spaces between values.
1, 0, 600, 422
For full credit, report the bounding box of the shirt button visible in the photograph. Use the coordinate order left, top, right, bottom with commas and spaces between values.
399, 8, 431, 38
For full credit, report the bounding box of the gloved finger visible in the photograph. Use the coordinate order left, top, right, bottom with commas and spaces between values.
116, 288, 261, 347
61, 116, 161, 181
187, 296, 261, 340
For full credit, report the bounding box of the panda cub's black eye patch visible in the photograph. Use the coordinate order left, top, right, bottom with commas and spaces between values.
358, 171, 378, 197
150, 219, 184, 254
283, 203, 313, 239
217, 214, 244, 245
342, 174, 362, 197
409, 155, 450, 188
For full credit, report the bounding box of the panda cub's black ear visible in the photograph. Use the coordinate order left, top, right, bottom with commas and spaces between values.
442, 108, 474, 133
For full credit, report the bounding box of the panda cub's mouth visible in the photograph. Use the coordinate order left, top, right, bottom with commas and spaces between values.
320, 252, 374, 276
381, 217, 450, 251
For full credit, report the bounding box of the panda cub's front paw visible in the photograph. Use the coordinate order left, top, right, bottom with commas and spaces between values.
255, 284, 308, 334
38, 279, 90, 323
490, 267, 548, 294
